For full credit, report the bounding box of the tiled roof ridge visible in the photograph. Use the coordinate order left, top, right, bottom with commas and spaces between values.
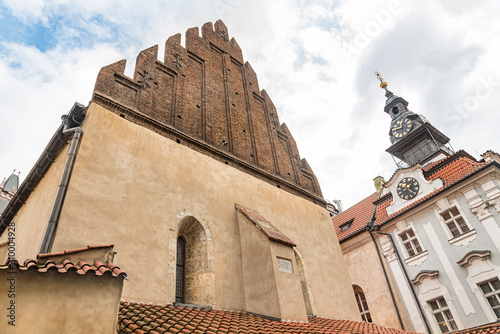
383, 150, 474, 186
373, 191, 392, 205
118, 300, 420, 334
37, 244, 114, 259
0, 258, 126, 278
423, 149, 477, 175
235, 204, 296, 247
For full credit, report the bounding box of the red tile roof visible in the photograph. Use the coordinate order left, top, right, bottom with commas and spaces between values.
332, 192, 379, 241
0, 258, 127, 278
453, 321, 500, 333
375, 152, 488, 225
118, 301, 419, 334
236, 204, 296, 247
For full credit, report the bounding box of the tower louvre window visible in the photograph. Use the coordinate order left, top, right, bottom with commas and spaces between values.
399, 228, 422, 257
479, 278, 500, 319
428, 297, 458, 333
440, 207, 470, 238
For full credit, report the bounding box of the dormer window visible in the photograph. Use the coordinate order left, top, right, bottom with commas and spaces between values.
341, 219, 354, 231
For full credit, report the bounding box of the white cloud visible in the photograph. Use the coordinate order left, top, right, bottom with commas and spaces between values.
0, 0, 499, 209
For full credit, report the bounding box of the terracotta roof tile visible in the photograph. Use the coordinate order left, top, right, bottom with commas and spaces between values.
453, 321, 500, 333
118, 301, 418, 334
0, 258, 126, 278
331, 192, 379, 241
236, 204, 296, 247
376, 153, 488, 225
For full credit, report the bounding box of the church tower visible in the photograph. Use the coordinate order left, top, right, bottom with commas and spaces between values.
375, 72, 453, 167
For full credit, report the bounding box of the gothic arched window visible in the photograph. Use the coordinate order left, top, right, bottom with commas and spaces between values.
175, 237, 186, 303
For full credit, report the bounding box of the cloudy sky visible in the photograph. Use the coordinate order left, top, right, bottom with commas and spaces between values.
0, 0, 499, 209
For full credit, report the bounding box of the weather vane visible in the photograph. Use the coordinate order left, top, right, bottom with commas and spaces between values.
374, 70, 388, 89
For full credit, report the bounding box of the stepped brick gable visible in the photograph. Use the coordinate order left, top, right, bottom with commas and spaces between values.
91, 20, 323, 204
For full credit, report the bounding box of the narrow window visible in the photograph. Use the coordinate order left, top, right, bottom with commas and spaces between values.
399, 228, 423, 257
428, 297, 458, 333
175, 237, 185, 303
355, 291, 372, 322
440, 207, 470, 238
479, 278, 500, 319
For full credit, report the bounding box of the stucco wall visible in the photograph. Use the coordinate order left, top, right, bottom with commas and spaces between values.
0, 143, 69, 264
0, 270, 122, 333
342, 233, 411, 330
14, 102, 360, 321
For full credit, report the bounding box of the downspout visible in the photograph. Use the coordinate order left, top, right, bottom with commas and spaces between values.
366, 222, 405, 330
372, 226, 432, 334
39, 114, 83, 254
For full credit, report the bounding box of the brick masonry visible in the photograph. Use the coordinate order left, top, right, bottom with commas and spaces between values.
91, 20, 324, 205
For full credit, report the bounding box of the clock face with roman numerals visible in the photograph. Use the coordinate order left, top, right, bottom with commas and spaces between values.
397, 177, 420, 200
391, 117, 412, 138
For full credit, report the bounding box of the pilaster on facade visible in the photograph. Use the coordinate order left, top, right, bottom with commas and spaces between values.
422, 222, 476, 316
465, 184, 500, 252
379, 234, 428, 334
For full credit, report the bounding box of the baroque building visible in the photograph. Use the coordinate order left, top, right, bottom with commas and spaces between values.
332, 75, 500, 333
0, 21, 420, 333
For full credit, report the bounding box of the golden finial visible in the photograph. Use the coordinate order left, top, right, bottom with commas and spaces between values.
374, 71, 388, 89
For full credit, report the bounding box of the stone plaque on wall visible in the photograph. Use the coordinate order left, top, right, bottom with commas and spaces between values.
277, 257, 293, 273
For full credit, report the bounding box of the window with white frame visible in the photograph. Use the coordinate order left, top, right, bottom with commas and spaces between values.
354, 290, 372, 322
440, 207, 470, 238
428, 297, 458, 333
479, 278, 500, 319
399, 228, 423, 257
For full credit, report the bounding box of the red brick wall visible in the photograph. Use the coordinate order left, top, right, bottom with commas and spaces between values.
92, 20, 324, 203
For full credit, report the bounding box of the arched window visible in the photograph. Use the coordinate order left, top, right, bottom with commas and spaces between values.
175, 237, 185, 303
170, 215, 216, 307
353, 285, 372, 322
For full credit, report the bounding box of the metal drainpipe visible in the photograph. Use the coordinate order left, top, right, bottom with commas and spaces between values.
373, 227, 432, 334
39, 115, 83, 254
367, 225, 405, 330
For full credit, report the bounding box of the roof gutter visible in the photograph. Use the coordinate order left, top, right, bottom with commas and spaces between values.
39, 106, 85, 254
367, 223, 405, 330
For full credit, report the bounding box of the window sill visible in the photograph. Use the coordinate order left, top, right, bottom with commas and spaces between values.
449, 229, 477, 247
405, 250, 429, 267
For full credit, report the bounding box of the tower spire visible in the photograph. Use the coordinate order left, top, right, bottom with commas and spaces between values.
374, 71, 393, 99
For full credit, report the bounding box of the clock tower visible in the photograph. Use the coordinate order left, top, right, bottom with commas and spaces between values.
375, 72, 453, 168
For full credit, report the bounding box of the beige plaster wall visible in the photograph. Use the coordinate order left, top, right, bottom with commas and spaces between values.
0, 270, 122, 333
22, 102, 360, 321
237, 210, 281, 318
342, 233, 412, 329
270, 241, 308, 322
0, 144, 69, 264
